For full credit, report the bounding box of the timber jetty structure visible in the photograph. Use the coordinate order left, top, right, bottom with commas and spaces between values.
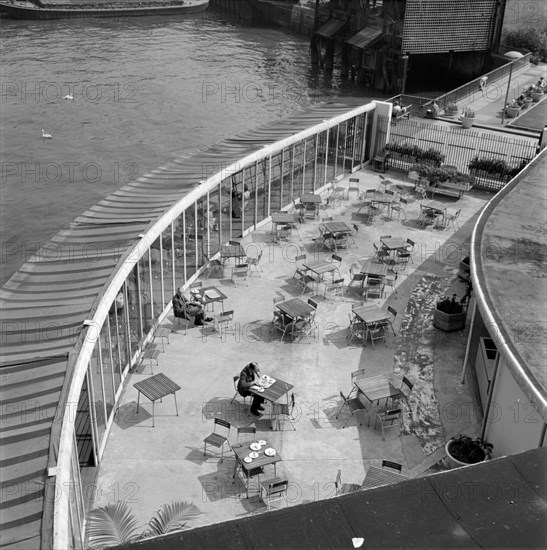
0, 0, 208, 19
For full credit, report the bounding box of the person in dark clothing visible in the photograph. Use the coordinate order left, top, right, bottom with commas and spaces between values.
172, 287, 211, 326
237, 362, 266, 416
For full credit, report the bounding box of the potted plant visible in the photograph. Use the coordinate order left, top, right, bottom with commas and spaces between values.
529, 85, 544, 102
433, 293, 467, 331
445, 435, 493, 468
459, 106, 476, 129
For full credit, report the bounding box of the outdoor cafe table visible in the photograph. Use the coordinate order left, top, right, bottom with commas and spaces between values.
352, 304, 391, 327
276, 297, 315, 320
232, 440, 282, 498
361, 465, 408, 490
422, 200, 446, 215
302, 259, 339, 286
300, 193, 322, 206
379, 236, 407, 252
354, 375, 401, 426
220, 243, 246, 263
271, 212, 298, 236
371, 193, 397, 217
360, 259, 388, 280
191, 286, 227, 312
321, 221, 352, 236
249, 376, 294, 429
133, 373, 180, 428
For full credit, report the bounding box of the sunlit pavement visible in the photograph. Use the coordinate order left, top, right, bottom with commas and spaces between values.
87, 166, 490, 531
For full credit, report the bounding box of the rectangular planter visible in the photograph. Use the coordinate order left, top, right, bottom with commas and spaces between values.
433, 308, 466, 331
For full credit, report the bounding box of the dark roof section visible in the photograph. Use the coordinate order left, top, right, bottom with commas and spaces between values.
314, 18, 346, 39
0, 101, 360, 549
345, 26, 383, 49
473, 148, 547, 420
115, 448, 547, 550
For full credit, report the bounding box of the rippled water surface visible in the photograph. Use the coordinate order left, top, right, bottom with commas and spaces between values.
0, 11, 383, 284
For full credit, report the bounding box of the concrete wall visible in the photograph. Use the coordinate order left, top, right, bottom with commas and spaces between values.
484, 354, 546, 457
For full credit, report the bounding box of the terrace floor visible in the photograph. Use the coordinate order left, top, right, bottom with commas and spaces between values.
86, 166, 492, 535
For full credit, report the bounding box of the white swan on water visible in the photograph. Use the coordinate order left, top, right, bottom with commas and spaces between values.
42, 129, 52, 139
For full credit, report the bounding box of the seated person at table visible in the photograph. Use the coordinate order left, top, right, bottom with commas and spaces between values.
537, 77, 546, 91
391, 101, 402, 118
237, 362, 266, 416
172, 287, 211, 326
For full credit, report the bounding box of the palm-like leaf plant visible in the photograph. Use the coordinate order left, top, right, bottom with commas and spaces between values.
86, 501, 139, 549
144, 501, 201, 537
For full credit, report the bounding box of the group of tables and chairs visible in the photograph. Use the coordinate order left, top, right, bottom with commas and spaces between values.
347, 303, 397, 349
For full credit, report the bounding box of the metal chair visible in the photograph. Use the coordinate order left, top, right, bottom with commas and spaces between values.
211, 310, 235, 337
347, 314, 366, 346
294, 269, 317, 295
246, 252, 263, 276
334, 469, 361, 495
366, 322, 388, 349
231, 263, 249, 286
347, 177, 360, 199
384, 269, 398, 296
390, 198, 408, 221
363, 277, 384, 301
231, 376, 248, 407
271, 297, 290, 339
346, 267, 365, 294
259, 478, 289, 510
348, 368, 366, 397
203, 257, 224, 279
395, 250, 411, 270
387, 305, 397, 335
324, 277, 345, 298
203, 418, 231, 462
374, 408, 401, 440
336, 391, 368, 428
283, 317, 316, 344
443, 208, 461, 230
236, 426, 256, 441
272, 393, 296, 431
390, 376, 414, 406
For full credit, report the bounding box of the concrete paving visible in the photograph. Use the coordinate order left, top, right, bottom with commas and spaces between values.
86, 167, 491, 534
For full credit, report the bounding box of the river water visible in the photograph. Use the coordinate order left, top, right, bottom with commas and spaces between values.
0, 10, 384, 286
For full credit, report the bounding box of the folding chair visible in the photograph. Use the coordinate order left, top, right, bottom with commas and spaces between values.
387, 305, 397, 335
211, 310, 235, 337
231, 376, 248, 407
366, 322, 388, 349
324, 277, 345, 298
203, 418, 231, 462
348, 368, 366, 397
374, 408, 401, 440
260, 478, 289, 510
272, 393, 296, 431
363, 277, 384, 301
236, 426, 256, 441
390, 376, 414, 406
294, 269, 317, 295
347, 177, 360, 199
336, 391, 368, 428
246, 252, 263, 276
334, 469, 361, 495
347, 314, 366, 346
231, 264, 249, 286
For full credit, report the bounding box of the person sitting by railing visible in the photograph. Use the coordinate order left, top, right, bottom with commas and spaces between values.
425, 101, 440, 118
537, 77, 546, 92
392, 101, 402, 118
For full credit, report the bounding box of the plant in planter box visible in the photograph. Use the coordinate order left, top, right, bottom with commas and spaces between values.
445, 435, 493, 467
416, 147, 445, 166
433, 293, 467, 331
461, 106, 475, 118
468, 156, 510, 178
443, 102, 458, 117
